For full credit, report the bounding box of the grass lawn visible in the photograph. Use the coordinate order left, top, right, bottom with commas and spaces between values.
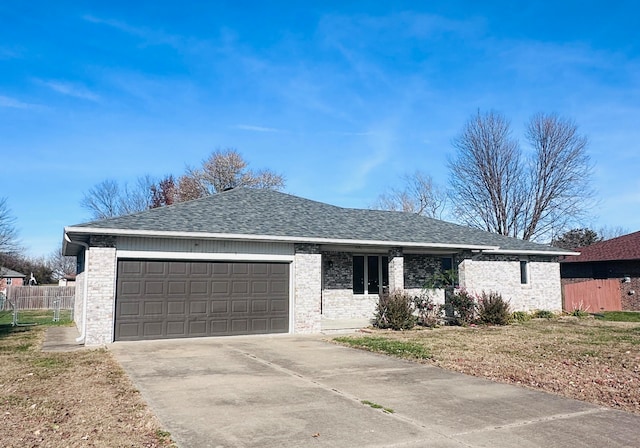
598, 311, 640, 322
0, 317, 175, 448
0, 309, 73, 326
334, 317, 640, 415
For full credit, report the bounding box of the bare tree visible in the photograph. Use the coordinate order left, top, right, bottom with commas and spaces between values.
521, 113, 592, 240
372, 171, 448, 218
0, 197, 20, 255
449, 111, 526, 237
48, 243, 76, 280
598, 225, 629, 241
187, 148, 285, 194
449, 111, 592, 241
81, 177, 153, 220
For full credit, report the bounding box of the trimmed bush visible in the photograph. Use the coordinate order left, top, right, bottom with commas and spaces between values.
477, 291, 512, 325
413, 293, 443, 327
445, 288, 477, 326
373, 290, 416, 330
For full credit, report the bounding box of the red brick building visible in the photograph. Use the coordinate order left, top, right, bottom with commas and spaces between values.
0, 267, 26, 288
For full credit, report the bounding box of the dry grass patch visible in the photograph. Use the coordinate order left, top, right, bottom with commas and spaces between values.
336, 318, 640, 414
0, 325, 175, 448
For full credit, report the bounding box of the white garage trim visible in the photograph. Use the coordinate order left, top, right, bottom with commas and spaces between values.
116, 250, 295, 263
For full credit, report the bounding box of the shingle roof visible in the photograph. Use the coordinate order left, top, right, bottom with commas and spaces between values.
561, 231, 640, 263
65, 188, 570, 255
0, 267, 26, 278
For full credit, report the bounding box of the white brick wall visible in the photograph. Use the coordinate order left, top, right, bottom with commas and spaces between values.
388, 248, 404, 291
459, 258, 562, 312
293, 251, 322, 333
84, 247, 117, 346
73, 271, 85, 334
322, 288, 378, 319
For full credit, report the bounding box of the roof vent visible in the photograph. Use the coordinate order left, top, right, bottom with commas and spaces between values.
222, 186, 235, 192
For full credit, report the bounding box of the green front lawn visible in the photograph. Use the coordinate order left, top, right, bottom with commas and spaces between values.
597, 311, 640, 322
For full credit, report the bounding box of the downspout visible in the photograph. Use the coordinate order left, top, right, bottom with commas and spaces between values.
64, 233, 89, 344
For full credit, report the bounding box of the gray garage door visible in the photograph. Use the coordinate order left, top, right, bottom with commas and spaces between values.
115, 260, 289, 341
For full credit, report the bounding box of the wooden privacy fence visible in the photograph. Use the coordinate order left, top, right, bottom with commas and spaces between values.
563, 279, 621, 312
2, 286, 75, 310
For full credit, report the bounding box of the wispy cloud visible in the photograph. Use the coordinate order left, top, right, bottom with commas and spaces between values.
83, 14, 185, 50
235, 124, 282, 133
36, 79, 100, 102
0, 95, 39, 109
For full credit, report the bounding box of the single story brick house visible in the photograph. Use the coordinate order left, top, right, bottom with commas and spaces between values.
63, 188, 573, 345
561, 231, 640, 311
0, 267, 26, 289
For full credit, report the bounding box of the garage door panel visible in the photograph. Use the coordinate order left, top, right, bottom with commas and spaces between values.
168, 281, 186, 295
232, 300, 248, 313
232, 281, 249, 294
271, 299, 287, 312
145, 281, 165, 295
252, 299, 268, 313
189, 281, 208, 295
116, 260, 289, 341
231, 319, 248, 332
143, 301, 164, 316
168, 262, 187, 275
119, 302, 140, 317
212, 281, 229, 294
166, 321, 186, 335
270, 318, 288, 332
210, 300, 228, 314
120, 281, 141, 295
189, 301, 207, 314
188, 320, 207, 335
190, 263, 209, 275
167, 301, 185, 315
251, 318, 268, 332
143, 321, 163, 337
146, 262, 167, 275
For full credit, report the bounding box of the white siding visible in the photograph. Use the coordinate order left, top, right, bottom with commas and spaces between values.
116, 237, 294, 256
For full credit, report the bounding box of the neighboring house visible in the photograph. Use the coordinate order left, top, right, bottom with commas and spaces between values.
0, 267, 26, 288
62, 188, 573, 345
58, 275, 77, 287
560, 231, 640, 311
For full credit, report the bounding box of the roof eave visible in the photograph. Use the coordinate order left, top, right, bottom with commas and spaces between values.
483, 248, 580, 257
64, 226, 501, 252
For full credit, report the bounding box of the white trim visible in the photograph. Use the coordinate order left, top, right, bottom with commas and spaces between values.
66, 226, 499, 251
482, 249, 577, 256
115, 250, 295, 262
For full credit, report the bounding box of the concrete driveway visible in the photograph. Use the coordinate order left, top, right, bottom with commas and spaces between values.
110, 335, 640, 448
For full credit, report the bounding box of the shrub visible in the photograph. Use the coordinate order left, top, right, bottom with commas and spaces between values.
476, 291, 512, 325
511, 311, 531, 322
413, 293, 444, 327
445, 288, 477, 326
532, 309, 555, 319
373, 290, 416, 330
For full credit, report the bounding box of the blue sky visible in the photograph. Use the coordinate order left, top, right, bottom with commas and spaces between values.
1, 1, 639, 258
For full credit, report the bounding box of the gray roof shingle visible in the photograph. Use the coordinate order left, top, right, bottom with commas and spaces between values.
65, 188, 569, 254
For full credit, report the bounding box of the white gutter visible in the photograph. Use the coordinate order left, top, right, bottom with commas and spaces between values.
63, 226, 500, 252
64, 233, 89, 344
481, 248, 580, 257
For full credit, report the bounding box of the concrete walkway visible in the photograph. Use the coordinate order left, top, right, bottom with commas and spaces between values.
110, 335, 640, 448
42, 326, 86, 352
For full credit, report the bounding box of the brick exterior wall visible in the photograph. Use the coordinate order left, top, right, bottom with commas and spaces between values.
321, 251, 377, 319
388, 247, 404, 291
84, 247, 117, 345
73, 270, 85, 334
293, 244, 322, 333
459, 254, 562, 312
